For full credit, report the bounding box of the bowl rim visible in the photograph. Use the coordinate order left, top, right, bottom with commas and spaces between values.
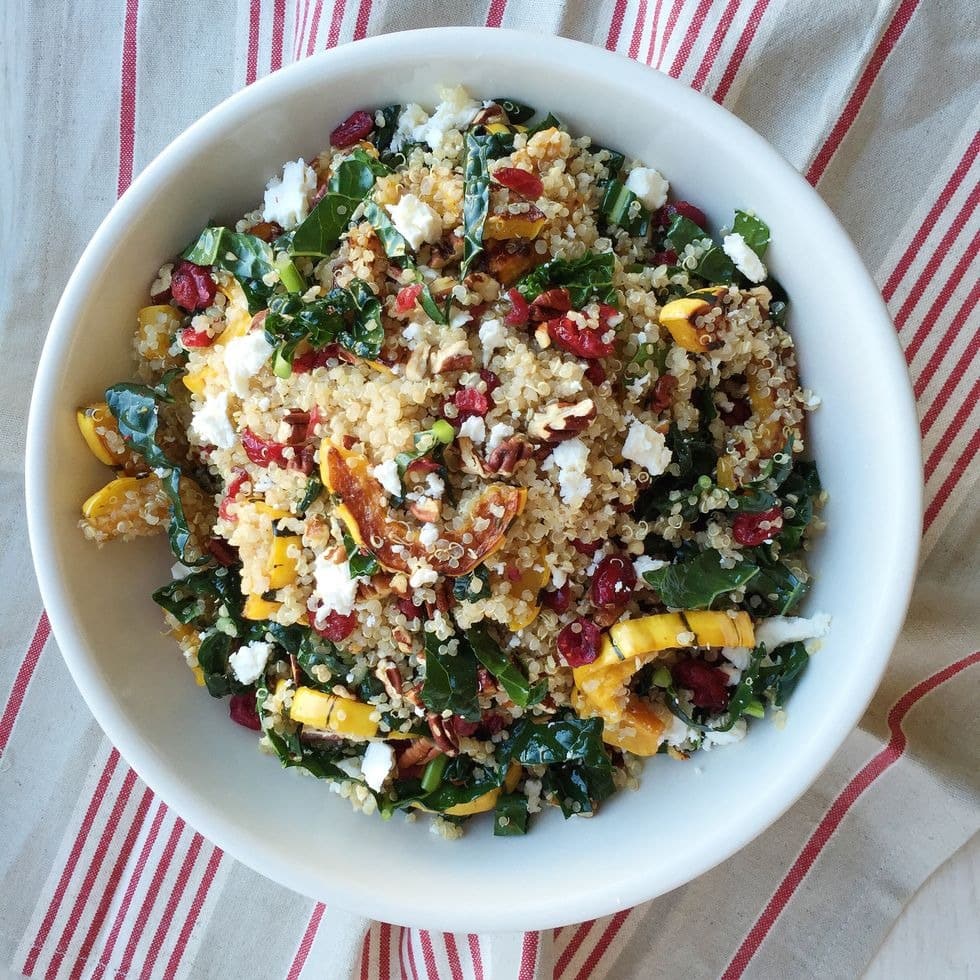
25, 26, 922, 930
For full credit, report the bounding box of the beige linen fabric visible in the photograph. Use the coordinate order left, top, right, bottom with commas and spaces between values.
1, 1, 977, 978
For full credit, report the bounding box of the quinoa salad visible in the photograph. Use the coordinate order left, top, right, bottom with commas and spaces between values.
77, 86, 829, 837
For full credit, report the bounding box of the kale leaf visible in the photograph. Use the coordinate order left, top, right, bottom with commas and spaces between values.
516, 251, 617, 306
465, 625, 546, 708
421, 630, 481, 721
642, 549, 760, 609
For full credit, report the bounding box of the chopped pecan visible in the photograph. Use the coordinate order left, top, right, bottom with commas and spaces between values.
429, 276, 456, 300
484, 436, 533, 477
404, 341, 431, 381
472, 102, 506, 126
426, 712, 460, 756
456, 437, 490, 478
527, 398, 597, 443
375, 660, 406, 702
533, 322, 551, 349
397, 736, 440, 772
289, 653, 302, 687
430, 339, 474, 374
428, 233, 463, 270
392, 627, 415, 655
463, 271, 501, 303
409, 496, 441, 523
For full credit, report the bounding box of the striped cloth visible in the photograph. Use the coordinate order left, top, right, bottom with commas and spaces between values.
2, 1, 977, 977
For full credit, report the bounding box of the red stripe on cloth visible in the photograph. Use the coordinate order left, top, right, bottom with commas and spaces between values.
923, 375, 980, 481
667, 0, 713, 78
137, 831, 205, 980
485, 0, 508, 28
644, 0, 665, 64
900, 213, 980, 363
627, 0, 649, 59
881, 132, 980, 303
271, 0, 287, 71
554, 920, 596, 979
359, 929, 371, 980
711, 0, 770, 104
352, 0, 371, 40
326, 0, 348, 47
573, 908, 632, 980
66, 785, 154, 980
306, 0, 324, 55
295, 0, 310, 61
690, 0, 740, 91
467, 935, 484, 980
924, 428, 980, 532
518, 931, 540, 979
443, 934, 464, 980
163, 845, 222, 978
605, 0, 630, 51
116, 0, 139, 196
919, 285, 980, 437
914, 271, 980, 402
0, 611, 49, 756
114, 816, 186, 978
805, 0, 922, 185
401, 925, 418, 980
418, 930, 440, 980
403, 925, 420, 980
88, 800, 168, 980
656, 0, 686, 69
44, 769, 139, 980
246, 0, 262, 83
379, 923, 393, 980
23, 749, 121, 975
721, 651, 980, 979
286, 902, 326, 980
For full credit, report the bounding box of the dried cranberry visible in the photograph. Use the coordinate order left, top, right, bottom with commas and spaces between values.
547, 315, 615, 360
672, 660, 730, 712
591, 554, 637, 609
397, 595, 419, 620
480, 369, 501, 396
218, 468, 250, 520
452, 387, 490, 421
584, 361, 606, 386
657, 200, 708, 231
241, 427, 290, 468
556, 618, 601, 667
395, 283, 423, 313
492, 166, 544, 199
206, 537, 239, 567
732, 506, 784, 547
311, 609, 358, 642
542, 582, 571, 614
330, 109, 374, 148
649, 374, 678, 413
452, 717, 481, 738
722, 398, 752, 426
529, 288, 572, 322
405, 457, 442, 476
170, 260, 216, 312
504, 288, 529, 326
481, 712, 506, 735
178, 325, 213, 348
571, 538, 601, 556
292, 346, 338, 373
653, 249, 678, 266
229, 692, 261, 731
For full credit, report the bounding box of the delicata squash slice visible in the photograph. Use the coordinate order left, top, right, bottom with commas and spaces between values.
321, 442, 526, 576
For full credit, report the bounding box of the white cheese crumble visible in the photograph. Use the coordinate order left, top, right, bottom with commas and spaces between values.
360, 741, 395, 792
190, 391, 236, 449
702, 718, 748, 750
313, 556, 360, 618
486, 423, 515, 454
544, 437, 593, 508
722, 646, 752, 670
755, 613, 831, 651
371, 459, 403, 497
633, 555, 668, 585
391, 85, 480, 151
262, 158, 317, 229
409, 565, 439, 589
386, 193, 443, 251
229, 640, 272, 685
418, 523, 439, 548
223, 330, 273, 398
622, 418, 672, 475
722, 232, 768, 283
625, 167, 669, 211
425, 472, 445, 499
478, 317, 508, 364
458, 415, 487, 443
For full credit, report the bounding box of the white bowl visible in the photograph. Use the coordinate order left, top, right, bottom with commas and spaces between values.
26, 28, 921, 931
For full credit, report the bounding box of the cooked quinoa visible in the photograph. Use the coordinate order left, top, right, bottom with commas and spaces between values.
78, 86, 829, 836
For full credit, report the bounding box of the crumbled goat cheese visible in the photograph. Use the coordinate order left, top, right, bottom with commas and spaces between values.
409, 565, 439, 589
622, 418, 672, 475
625, 167, 669, 211
702, 719, 748, 749
229, 640, 272, 685
664, 710, 696, 747
391, 86, 480, 151
360, 741, 395, 792
486, 423, 515, 454
190, 391, 236, 449
386, 193, 443, 251
425, 472, 445, 499
544, 438, 593, 508
223, 329, 274, 397
755, 613, 831, 650
722, 232, 768, 283
313, 556, 360, 618
418, 523, 439, 548
458, 415, 487, 443
478, 317, 508, 364
722, 646, 752, 670
372, 459, 403, 497
402, 323, 422, 343
262, 158, 317, 229
633, 555, 668, 585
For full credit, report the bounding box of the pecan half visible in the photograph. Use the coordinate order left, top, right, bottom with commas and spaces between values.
430, 339, 474, 374
426, 712, 460, 756
404, 341, 431, 381
456, 437, 490, 478
527, 398, 597, 443
485, 436, 533, 477
409, 496, 441, 523
471, 102, 506, 126
375, 660, 406, 702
